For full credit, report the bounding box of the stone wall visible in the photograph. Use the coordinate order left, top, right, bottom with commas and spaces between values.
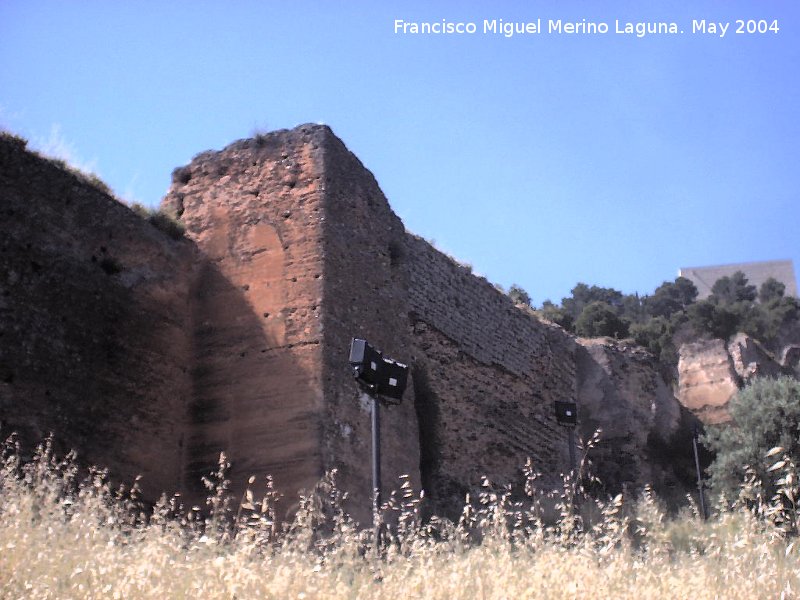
162, 127, 328, 512
162, 126, 423, 521
0, 133, 194, 499
404, 234, 578, 515
2, 124, 704, 522
402, 237, 699, 514
316, 129, 421, 522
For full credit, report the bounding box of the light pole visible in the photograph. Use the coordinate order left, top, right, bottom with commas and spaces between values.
349, 338, 408, 555
692, 425, 709, 520
554, 401, 578, 475
554, 400, 579, 516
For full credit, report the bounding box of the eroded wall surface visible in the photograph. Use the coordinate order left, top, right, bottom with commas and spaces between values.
0, 135, 193, 499
2, 124, 704, 521
678, 339, 740, 425
576, 338, 698, 502
162, 127, 327, 511
678, 333, 792, 426
404, 235, 578, 516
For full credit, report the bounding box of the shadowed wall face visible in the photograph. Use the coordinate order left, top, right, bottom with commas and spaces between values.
0, 134, 194, 499
317, 131, 422, 523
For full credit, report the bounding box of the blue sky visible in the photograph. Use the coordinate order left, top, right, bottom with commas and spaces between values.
2, 1, 798, 305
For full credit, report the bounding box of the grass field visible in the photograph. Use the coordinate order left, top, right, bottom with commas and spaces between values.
1, 438, 798, 599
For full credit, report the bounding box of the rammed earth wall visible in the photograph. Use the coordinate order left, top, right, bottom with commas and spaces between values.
403, 234, 579, 516
1, 125, 700, 522
0, 133, 195, 499
161, 127, 329, 515
162, 126, 421, 521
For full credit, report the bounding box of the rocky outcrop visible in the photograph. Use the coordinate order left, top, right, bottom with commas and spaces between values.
576, 339, 698, 501
677, 333, 793, 424
677, 339, 741, 424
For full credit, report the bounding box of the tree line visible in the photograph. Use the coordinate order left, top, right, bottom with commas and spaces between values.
507, 272, 799, 373
509, 275, 800, 500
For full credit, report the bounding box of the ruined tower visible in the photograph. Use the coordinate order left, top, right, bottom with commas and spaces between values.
161, 125, 421, 520
2, 125, 699, 521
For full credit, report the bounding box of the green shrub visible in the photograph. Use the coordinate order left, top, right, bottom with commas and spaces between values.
147, 210, 185, 240
644, 277, 698, 319
630, 316, 674, 362
508, 284, 531, 306
687, 300, 739, 340
760, 278, 786, 304
710, 271, 757, 305
575, 301, 629, 338
562, 283, 624, 321
704, 376, 800, 501
536, 300, 574, 331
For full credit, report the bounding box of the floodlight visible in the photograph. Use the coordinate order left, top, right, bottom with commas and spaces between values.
554, 401, 578, 426
378, 357, 408, 401
349, 338, 409, 402
349, 338, 383, 389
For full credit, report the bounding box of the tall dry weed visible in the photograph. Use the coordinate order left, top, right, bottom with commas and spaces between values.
0, 434, 798, 598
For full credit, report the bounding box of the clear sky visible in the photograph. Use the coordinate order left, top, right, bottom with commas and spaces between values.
2, 1, 798, 305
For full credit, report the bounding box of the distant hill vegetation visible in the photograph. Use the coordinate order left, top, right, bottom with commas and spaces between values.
507, 272, 800, 378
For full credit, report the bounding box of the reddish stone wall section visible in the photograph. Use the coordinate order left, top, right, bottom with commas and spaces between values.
162, 127, 328, 511
162, 126, 423, 519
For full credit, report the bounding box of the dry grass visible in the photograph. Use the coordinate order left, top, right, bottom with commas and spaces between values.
1, 437, 798, 599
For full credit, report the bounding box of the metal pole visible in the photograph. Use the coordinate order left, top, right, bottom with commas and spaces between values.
371, 394, 382, 553
692, 427, 708, 520
566, 426, 579, 517
567, 427, 577, 475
